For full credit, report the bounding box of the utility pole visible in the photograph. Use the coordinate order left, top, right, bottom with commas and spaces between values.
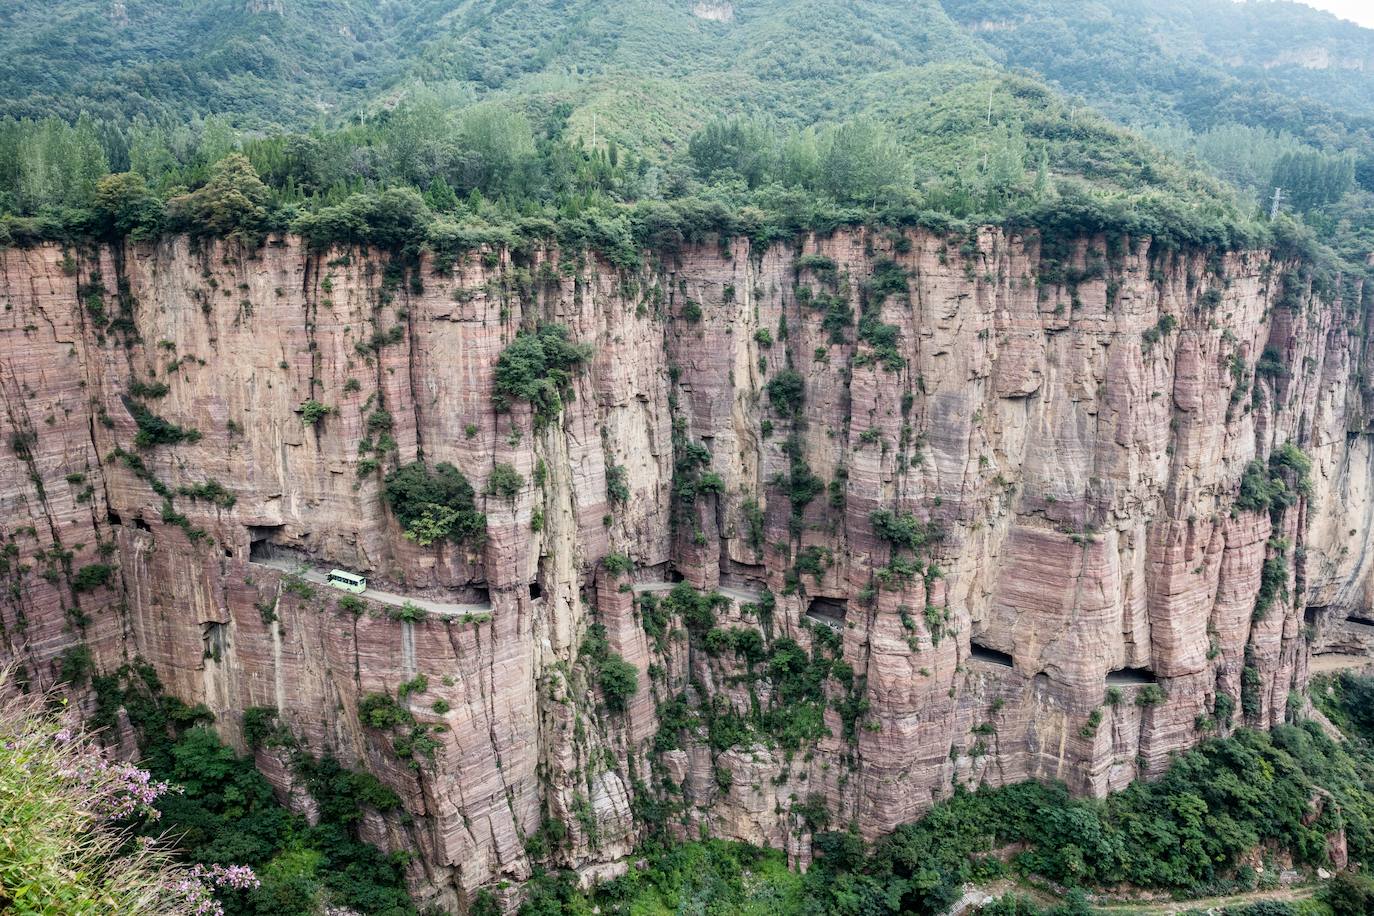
1269, 186, 1284, 220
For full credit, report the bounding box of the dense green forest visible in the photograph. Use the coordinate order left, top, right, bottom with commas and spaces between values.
3, 0, 1372, 288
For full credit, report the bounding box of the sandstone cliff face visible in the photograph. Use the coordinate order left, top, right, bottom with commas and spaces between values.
0, 228, 1370, 908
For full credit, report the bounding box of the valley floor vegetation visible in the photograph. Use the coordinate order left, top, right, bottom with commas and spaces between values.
85, 662, 424, 916
12, 665, 1374, 914
516, 672, 1374, 916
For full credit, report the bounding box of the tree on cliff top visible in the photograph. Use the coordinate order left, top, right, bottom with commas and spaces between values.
93, 171, 164, 241
165, 154, 271, 239
292, 186, 431, 252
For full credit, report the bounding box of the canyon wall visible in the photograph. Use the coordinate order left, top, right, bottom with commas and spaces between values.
0, 227, 1371, 909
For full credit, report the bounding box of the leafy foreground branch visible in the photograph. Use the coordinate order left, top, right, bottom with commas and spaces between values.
0, 670, 258, 915
92, 663, 420, 916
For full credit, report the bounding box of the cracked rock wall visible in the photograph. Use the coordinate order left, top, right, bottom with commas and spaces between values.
0, 228, 1371, 908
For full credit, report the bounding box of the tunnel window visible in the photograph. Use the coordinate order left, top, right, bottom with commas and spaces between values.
1106, 666, 1157, 686
805, 597, 847, 630
969, 639, 1015, 668
248, 525, 284, 561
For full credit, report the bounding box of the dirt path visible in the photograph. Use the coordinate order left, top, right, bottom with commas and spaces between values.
1310, 652, 1374, 674
961, 879, 1317, 915
1090, 884, 1316, 914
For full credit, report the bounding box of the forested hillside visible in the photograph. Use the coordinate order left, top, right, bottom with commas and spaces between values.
943, 0, 1374, 262
2, 0, 1371, 281
0, 0, 456, 127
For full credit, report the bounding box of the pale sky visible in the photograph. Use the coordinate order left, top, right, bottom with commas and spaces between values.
1284, 0, 1374, 29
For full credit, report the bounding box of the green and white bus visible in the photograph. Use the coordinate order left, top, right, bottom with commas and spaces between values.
326, 569, 367, 594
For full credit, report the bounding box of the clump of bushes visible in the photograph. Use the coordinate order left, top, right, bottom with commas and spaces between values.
126, 398, 200, 448
383, 460, 486, 547
486, 462, 524, 501
177, 479, 236, 509
298, 399, 333, 426
1234, 442, 1312, 518
491, 324, 592, 424
388, 601, 427, 623
71, 562, 115, 593
580, 623, 639, 713
766, 369, 805, 419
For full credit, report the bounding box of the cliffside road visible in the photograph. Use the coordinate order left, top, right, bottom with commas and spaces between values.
1092, 885, 1316, 914
962, 879, 1317, 915
250, 557, 492, 618
631, 581, 764, 605
1311, 652, 1374, 674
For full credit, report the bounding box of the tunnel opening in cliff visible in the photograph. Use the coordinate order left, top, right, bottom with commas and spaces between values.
805, 597, 847, 630
248, 526, 286, 562
969, 640, 1015, 668
1107, 666, 1158, 686
202, 621, 227, 660
529, 581, 542, 600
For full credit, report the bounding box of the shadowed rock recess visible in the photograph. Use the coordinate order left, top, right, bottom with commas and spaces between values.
1, 227, 1371, 907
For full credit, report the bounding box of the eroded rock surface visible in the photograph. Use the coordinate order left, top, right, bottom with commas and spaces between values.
1, 228, 1371, 908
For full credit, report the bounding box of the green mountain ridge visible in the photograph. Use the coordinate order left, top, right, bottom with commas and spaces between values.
2, 1, 1372, 281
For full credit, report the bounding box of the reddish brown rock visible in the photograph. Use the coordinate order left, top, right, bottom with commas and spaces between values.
1, 229, 1371, 904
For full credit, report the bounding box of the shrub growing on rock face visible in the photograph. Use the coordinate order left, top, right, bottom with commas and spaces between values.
766, 369, 805, 419
388, 601, 427, 623
383, 461, 486, 547
298, 399, 332, 426
579, 622, 639, 712
603, 552, 634, 576
486, 462, 524, 501
491, 324, 592, 424
597, 655, 639, 712
71, 562, 115, 593
126, 398, 200, 448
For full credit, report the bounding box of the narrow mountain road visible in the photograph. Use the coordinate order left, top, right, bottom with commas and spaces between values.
631, 581, 764, 605
251, 557, 491, 618
962, 878, 1317, 916
1091, 884, 1316, 914
1310, 652, 1374, 674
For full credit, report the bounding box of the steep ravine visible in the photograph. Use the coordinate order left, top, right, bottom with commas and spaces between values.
0, 227, 1370, 911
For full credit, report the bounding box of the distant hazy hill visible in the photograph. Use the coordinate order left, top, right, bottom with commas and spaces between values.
5, 0, 1372, 170
3, 0, 1374, 265
943, 0, 1374, 179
